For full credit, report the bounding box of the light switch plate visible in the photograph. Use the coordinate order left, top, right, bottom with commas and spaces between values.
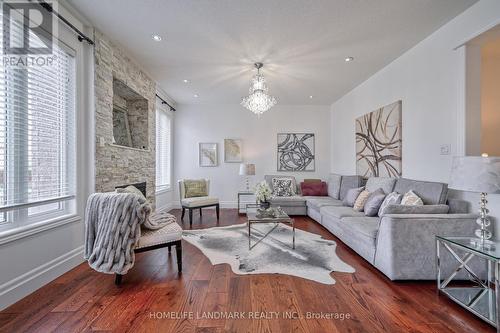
440, 144, 451, 155
99, 137, 106, 147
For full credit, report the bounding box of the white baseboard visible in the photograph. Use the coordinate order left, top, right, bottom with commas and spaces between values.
0, 245, 85, 310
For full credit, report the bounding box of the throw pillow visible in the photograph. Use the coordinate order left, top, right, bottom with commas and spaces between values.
303, 179, 322, 183
401, 190, 424, 206
364, 188, 386, 216
116, 185, 148, 203
378, 191, 403, 216
382, 204, 449, 215
353, 190, 371, 211
300, 181, 328, 196
342, 186, 365, 207
184, 179, 208, 198
272, 178, 294, 197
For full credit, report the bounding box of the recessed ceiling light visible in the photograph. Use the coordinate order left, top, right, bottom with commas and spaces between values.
183, 79, 190, 83
193, 94, 199, 98
309, 95, 313, 99
152, 34, 162, 42
345, 56, 354, 62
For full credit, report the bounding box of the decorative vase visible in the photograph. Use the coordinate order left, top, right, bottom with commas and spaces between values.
260, 201, 270, 209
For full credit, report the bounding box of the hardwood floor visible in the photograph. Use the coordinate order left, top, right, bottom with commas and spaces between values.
0, 209, 493, 333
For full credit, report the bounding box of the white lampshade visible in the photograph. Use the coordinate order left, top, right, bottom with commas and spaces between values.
449, 156, 500, 194
239, 163, 256, 176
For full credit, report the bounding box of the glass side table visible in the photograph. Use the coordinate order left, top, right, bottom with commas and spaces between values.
237, 191, 255, 214
436, 236, 500, 330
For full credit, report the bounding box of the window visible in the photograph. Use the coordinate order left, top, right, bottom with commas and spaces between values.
156, 107, 171, 192
0, 8, 76, 227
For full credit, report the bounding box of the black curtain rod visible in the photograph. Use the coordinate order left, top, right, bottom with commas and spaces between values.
37, 0, 94, 45
156, 94, 176, 112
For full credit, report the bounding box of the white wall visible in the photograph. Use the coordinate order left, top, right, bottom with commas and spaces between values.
173, 104, 330, 206
330, 0, 500, 237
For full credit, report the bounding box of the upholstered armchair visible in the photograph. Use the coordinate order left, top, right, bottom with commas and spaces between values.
178, 179, 219, 226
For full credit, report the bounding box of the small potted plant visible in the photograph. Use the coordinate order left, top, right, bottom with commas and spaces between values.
254, 181, 272, 209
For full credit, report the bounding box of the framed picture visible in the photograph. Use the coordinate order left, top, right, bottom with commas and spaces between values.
356, 100, 402, 177
199, 143, 218, 167
277, 133, 315, 171
224, 138, 243, 163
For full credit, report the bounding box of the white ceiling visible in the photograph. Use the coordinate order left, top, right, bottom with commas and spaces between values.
67, 0, 478, 106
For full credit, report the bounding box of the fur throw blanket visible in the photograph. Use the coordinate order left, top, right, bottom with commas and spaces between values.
84, 192, 151, 275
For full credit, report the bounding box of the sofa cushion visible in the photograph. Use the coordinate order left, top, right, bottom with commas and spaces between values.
328, 174, 342, 199
365, 177, 397, 194
447, 198, 469, 214
300, 181, 328, 196
339, 175, 365, 200
269, 195, 306, 207
320, 206, 365, 219
272, 178, 294, 197
343, 186, 365, 207
393, 178, 448, 204
364, 189, 386, 217
381, 204, 450, 215
305, 196, 343, 210
339, 216, 380, 243
265, 175, 297, 194
401, 190, 424, 206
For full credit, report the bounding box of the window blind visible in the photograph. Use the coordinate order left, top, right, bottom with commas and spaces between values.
156, 108, 171, 191
0, 8, 76, 212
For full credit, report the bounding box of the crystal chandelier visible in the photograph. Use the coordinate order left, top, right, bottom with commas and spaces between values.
241, 63, 277, 116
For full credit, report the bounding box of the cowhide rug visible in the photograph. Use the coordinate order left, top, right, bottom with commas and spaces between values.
182, 223, 355, 284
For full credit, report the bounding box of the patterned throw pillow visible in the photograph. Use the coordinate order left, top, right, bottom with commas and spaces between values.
184, 179, 208, 198
272, 178, 294, 197
378, 191, 403, 216
401, 190, 424, 206
116, 185, 148, 203
353, 190, 371, 211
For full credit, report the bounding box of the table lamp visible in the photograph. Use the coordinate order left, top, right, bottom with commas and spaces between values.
449, 155, 500, 249
239, 163, 255, 191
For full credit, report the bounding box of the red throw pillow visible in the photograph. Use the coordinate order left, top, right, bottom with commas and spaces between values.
300, 181, 328, 196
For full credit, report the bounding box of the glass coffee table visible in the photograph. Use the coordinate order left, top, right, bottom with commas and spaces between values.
436, 236, 500, 330
246, 204, 295, 250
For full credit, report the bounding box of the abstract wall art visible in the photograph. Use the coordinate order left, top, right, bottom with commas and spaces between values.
355, 100, 402, 177
224, 139, 243, 163
277, 133, 315, 171
199, 143, 218, 167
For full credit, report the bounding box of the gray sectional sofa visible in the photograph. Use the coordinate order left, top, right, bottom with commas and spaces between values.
265, 174, 479, 280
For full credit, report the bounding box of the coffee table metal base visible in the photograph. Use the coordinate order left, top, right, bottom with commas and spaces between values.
247, 219, 295, 250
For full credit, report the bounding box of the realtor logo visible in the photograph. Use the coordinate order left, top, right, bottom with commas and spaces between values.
2, 0, 54, 55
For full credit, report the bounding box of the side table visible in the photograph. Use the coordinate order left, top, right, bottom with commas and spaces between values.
436, 236, 500, 331
237, 191, 255, 214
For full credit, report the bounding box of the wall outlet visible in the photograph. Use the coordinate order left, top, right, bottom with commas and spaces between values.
440, 144, 451, 155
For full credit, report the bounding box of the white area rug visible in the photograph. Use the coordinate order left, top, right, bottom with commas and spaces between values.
182, 223, 355, 284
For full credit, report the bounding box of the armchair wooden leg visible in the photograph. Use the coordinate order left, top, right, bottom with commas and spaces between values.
189, 209, 193, 227
175, 242, 182, 273
215, 204, 220, 221
181, 207, 185, 220
115, 274, 123, 285
168, 246, 171, 253
199, 207, 202, 217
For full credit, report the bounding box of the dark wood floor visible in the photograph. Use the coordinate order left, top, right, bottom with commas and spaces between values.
0, 209, 493, 333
